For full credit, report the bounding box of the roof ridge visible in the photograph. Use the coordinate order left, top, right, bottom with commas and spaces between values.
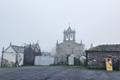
11, 45, 24, 53
88, 44, 120, 51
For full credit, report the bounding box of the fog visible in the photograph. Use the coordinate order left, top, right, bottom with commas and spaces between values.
0, 0, 120, 53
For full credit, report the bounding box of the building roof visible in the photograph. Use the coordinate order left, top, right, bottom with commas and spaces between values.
11, 45, 24, 53
87, 44, 120, 51
25, 43, 41, 53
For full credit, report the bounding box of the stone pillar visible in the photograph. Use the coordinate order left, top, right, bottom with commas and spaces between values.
1, 47, 4, 67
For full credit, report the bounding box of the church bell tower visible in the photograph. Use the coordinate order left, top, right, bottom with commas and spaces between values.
63, 27, 75, 42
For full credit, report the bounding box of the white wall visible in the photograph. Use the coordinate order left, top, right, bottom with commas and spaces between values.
3, 47, 16, 63
68, 54, 74, 65
3, 47, 24, 66
35, 56, 54, 65
80, 56, 86, 64
18, 53, 24, 66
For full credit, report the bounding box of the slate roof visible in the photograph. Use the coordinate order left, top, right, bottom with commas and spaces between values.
25, 43, 41, 53
87, 44, 120, 51
11, 45, 24, 53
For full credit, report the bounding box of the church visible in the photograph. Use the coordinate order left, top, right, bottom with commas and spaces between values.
54, 27, 85, 65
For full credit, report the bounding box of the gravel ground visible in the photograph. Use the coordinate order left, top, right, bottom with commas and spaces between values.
0, 66, 120, 80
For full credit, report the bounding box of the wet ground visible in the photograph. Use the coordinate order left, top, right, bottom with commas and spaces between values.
0, 66, 120, 80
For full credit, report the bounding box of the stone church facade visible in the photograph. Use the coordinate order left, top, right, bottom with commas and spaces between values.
54, 27, 85, 65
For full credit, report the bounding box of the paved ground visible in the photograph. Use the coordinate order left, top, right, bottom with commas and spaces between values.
0, 66, 120, 80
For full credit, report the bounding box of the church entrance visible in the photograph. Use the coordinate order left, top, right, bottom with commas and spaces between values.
68, 55, 81, 66
74, 57, 81, 66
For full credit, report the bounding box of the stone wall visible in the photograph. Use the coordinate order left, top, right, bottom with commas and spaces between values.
87, 51, 120, 69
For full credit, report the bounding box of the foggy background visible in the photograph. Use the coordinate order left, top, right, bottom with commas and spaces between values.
0, 0, 120, 54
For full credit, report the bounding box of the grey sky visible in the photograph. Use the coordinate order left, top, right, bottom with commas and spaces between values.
0, 0, 120, 52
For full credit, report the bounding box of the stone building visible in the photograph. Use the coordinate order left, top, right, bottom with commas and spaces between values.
24, 43, 41, 66
86, 44, 120, 69
1, 43, 41, 67
1, 43, 24, 67
54, 27, 85, 65
1, 42, 41, 67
